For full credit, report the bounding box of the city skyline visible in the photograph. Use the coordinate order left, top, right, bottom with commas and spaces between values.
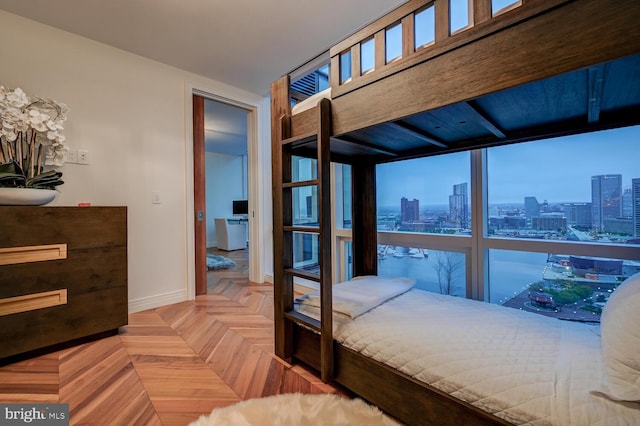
376, 125, 639, 207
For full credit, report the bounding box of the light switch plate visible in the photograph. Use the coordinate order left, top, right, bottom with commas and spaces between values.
152, 191, 161, 204
67, 149, 77, 163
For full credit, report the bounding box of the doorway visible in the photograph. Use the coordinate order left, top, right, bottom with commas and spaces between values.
203, 98, 249, 251
192, 92, 258, 295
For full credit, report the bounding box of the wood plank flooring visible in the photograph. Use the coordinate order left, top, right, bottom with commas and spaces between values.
0, 248, 343, 425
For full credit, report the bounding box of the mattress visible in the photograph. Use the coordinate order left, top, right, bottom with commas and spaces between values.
291, 88, 331, 114
298, 289, 640, 425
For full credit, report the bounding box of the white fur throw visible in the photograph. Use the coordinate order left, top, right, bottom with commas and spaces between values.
188, 393, 400, 426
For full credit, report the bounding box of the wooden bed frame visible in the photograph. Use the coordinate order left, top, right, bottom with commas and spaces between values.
271, 0, 640, 424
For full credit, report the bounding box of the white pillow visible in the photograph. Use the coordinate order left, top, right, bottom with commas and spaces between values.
600, 272, 640, 401
296, 275, 415, 318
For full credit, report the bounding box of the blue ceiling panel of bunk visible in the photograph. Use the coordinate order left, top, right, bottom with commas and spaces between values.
473, 53, 640, 132
337, 102, 502, 156
343, 124, 432, 153
599, 54, 640, 113
401, 103, 496, 143
334, 54, 640, 162
473, 68, 588, 132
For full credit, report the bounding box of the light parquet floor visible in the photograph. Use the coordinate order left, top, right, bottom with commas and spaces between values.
0, 248, 343, 425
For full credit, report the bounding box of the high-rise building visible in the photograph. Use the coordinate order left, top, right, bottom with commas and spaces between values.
449, 183, 468, 228
591, 174, 622, 232
401, 197, 420, 222
603, 217, 633, 236
563, 203, 592, 228
622, 187, 633, 217
533, 215, 567, 232
633, 178, 640, 238
524, 196, 540, 219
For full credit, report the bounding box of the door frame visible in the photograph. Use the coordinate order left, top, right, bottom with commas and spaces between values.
184, 81, 264, 298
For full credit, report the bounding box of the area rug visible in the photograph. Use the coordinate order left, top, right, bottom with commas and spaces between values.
206, 254, 236, 270
189, 393, 400, 426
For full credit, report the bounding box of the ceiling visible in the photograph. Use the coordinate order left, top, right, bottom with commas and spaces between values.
0, 0, 406, 97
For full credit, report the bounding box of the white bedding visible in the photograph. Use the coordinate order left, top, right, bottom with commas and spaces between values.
300, 289, 640, 425
291, 88, 331, 114
296, 275, 415, 318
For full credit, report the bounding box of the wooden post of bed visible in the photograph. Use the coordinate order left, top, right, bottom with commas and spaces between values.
352, 160, 378, 277
317, 98, 334, 382
271, 76, 293, 361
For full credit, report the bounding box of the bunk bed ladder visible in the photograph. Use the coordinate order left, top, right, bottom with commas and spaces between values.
277, 98, 334, 383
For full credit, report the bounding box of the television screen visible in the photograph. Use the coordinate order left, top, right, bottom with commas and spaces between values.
232, 200, 248, 216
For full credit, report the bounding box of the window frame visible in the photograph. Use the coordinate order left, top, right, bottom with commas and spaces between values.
330, 148, 640, 305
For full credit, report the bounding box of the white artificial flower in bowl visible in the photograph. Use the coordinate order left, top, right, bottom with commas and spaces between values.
0, 85, 69, 188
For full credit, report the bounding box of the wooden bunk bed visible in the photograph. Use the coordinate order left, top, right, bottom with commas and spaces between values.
270, 0, 640, 424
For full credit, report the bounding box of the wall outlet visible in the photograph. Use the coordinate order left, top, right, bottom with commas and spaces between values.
78, 149, 90, 165
151, 191, 161, 204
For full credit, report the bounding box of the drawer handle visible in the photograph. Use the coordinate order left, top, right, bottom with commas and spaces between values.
0, 244, 67, 266
0, 289, 68, 316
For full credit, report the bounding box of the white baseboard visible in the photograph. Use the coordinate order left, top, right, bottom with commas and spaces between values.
128, 289, 188, 314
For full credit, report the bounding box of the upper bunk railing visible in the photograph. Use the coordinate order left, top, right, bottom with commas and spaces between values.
328, 0, 571, 99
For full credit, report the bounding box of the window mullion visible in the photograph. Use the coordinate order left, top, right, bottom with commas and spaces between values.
470, 149, 488, 301
331, 162, 340, 284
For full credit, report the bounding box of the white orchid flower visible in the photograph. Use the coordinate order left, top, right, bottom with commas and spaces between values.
6, 88, 29, 108
1, 125, 17, 141
1, 86, 68, 185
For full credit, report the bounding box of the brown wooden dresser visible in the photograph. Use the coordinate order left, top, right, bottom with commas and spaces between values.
0, 206, 127, 361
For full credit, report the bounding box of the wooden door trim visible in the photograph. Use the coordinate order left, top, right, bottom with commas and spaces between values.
186, 82, 264, 300
193, 95, 207, 295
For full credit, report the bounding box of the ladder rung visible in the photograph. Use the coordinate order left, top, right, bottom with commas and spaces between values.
285, 310, 321, 332
284, 225, 319, 233
285, 267, 320, 282
282, 130, 317, 146
283, 179, 319, 188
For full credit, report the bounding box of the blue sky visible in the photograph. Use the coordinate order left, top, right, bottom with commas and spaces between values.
376, 125, 640, 207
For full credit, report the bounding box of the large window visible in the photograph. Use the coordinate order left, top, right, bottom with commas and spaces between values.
332, 125, 640, 320
487, 127, 639, 246
377, 151, 471, 234
488, 250, 638, 322
289, 64, 329, 101
339, 164, 352, 229
379, 248, 466, 296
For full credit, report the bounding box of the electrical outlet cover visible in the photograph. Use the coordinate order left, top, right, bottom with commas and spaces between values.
78, 149, 89, 164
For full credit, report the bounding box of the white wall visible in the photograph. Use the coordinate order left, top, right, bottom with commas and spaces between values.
205, 152, 245, 247
0, 10, 273, 311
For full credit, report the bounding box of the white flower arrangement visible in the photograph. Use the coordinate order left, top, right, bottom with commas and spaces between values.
0, 85, 68, 188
